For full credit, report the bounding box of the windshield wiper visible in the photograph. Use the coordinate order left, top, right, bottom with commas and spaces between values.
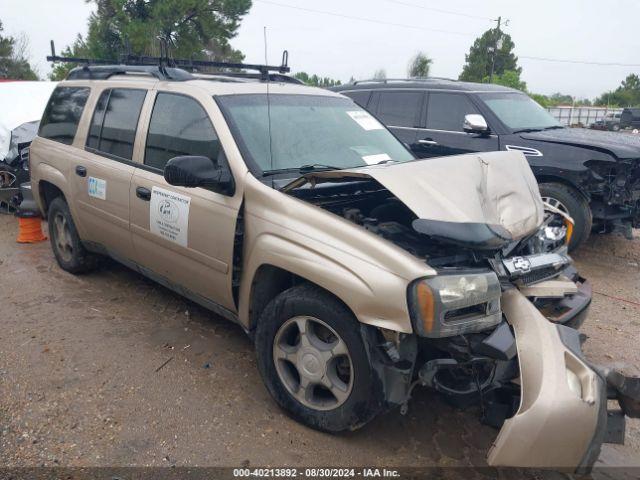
512, 127, 544, 133
262, 163, 342, 177
542, 125, 564, 130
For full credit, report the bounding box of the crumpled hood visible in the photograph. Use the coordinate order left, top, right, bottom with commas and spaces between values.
284, 151, 545, 241
521, 128, 640, 159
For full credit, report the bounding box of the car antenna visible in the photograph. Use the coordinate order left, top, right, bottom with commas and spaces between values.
264, 26, 274, 172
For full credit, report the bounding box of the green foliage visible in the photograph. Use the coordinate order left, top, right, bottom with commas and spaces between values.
529, 93, 550, 108
459, 28, 520, 83
594, 74, 640, 107
50, 0, 252, 80
293, 71, 341, 87
0, 20, 38, 80
527, 92, 593, 108
482, 70, 526, 91
408, 52, 432, 78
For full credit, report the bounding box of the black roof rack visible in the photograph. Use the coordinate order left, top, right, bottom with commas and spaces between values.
46, 40, 295, 83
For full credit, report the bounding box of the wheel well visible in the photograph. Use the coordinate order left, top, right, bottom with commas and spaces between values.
38, 181, 65, 215
535, 175, 590, 202
247, 264, 355, 334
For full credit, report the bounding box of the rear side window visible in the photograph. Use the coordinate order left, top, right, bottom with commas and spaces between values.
344, 91, 371, 108
144, 93, 219, 171
86, 88, 147, 160
39, 87, 90, 145
426, 93, 479, 132
376, 91, 422, 128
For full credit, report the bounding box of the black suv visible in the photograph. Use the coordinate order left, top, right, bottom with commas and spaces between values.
333, 79, 640, 249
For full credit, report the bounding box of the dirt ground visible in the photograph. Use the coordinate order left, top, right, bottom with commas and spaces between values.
0, 214, 639, 475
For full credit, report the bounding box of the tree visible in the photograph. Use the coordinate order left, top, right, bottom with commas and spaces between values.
408, 52, 432, 78
51, 0, 252, 80
459, 27, 520, 83
482, 70, 526, 91
0, 20, 38, 80
594, 74, 640, 107
293, 71, 341, 87
372, 68, 386, 80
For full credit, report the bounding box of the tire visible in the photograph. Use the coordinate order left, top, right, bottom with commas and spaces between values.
539, 182, 592, 251
47, 197, 99, 273
612, 124, 620, 132
255, 284, 383, 432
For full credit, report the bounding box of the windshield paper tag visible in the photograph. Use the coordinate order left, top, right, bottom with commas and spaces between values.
346, 110, 384, 131
88, 177, 106, 200
150, 187, 191, 247
362, 153, 391, 165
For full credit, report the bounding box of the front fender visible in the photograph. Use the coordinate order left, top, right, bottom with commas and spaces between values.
238, 231, 417, 334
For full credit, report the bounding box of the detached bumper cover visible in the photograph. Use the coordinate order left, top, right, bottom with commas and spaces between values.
487, 288, 605, 469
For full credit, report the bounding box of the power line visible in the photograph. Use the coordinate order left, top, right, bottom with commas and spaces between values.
381, 0, 493, 21
520, 55, 640, 68
254, 0, 640, 69
253, 0, 474, 37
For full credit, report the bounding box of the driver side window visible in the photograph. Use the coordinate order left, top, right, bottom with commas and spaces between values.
144, 93, 220, 170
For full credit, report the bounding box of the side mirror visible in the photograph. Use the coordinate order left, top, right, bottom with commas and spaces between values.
463, 114, 489, 134
164, 155, 234, 195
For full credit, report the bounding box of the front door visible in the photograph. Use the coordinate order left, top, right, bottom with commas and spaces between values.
72, 87, 147, 258
412, 92, 499, 159
130, 91, 239, 312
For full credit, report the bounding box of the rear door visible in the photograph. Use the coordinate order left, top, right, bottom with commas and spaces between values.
71, 87, 147, 259
129, 91, 240, 312
372, 90, 424, 147
413, 92, 498, 158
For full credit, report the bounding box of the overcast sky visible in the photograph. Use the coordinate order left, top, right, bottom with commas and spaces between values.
3, 0, 639, 99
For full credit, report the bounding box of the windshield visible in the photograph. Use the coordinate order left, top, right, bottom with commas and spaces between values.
216, 94, 414, 175
478, 92, 561, 131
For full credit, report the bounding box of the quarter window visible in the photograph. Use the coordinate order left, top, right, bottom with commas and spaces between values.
86, 88, 146, 160
144, 93, 220, 171
39, 87, 90, 145
376, 91, 422, 128
426, 93, 479, 132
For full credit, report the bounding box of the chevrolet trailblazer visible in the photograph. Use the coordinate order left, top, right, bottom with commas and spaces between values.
29, 54, 639, 471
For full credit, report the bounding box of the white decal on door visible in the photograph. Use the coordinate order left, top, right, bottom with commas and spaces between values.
88, 177, 107, 200
150, 187, 191, 247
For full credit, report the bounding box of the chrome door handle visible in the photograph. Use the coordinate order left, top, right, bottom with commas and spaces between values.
418, 139, 438, 145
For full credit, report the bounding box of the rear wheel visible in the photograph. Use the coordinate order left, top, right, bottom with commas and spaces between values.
539, 182, 592, 251
255, 284, 383, 432
47, 197, 99, 273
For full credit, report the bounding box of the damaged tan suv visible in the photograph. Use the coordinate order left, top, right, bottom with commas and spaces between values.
29, 62, 639, 471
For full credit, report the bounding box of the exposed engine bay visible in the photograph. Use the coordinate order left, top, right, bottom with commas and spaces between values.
281, 153, 639, 470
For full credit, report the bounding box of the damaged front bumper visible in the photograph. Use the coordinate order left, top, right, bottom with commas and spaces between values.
487, 288, 638, 471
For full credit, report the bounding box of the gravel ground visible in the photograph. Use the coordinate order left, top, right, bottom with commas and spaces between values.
0, 214, 638, 476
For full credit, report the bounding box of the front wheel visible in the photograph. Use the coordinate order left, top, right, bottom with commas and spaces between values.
255, 284, 383, 432
539, 182, 592, 251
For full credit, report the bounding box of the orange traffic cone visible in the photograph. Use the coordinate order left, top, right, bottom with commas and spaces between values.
16, 217, 47, 243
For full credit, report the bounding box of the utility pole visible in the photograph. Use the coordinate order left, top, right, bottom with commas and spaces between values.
489, 16, 502, 84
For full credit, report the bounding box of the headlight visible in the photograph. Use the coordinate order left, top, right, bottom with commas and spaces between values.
408, 271, 502, 338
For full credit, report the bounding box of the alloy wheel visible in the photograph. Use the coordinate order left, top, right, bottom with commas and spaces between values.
53, 212, 74, 262
273, 316, 353, 411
